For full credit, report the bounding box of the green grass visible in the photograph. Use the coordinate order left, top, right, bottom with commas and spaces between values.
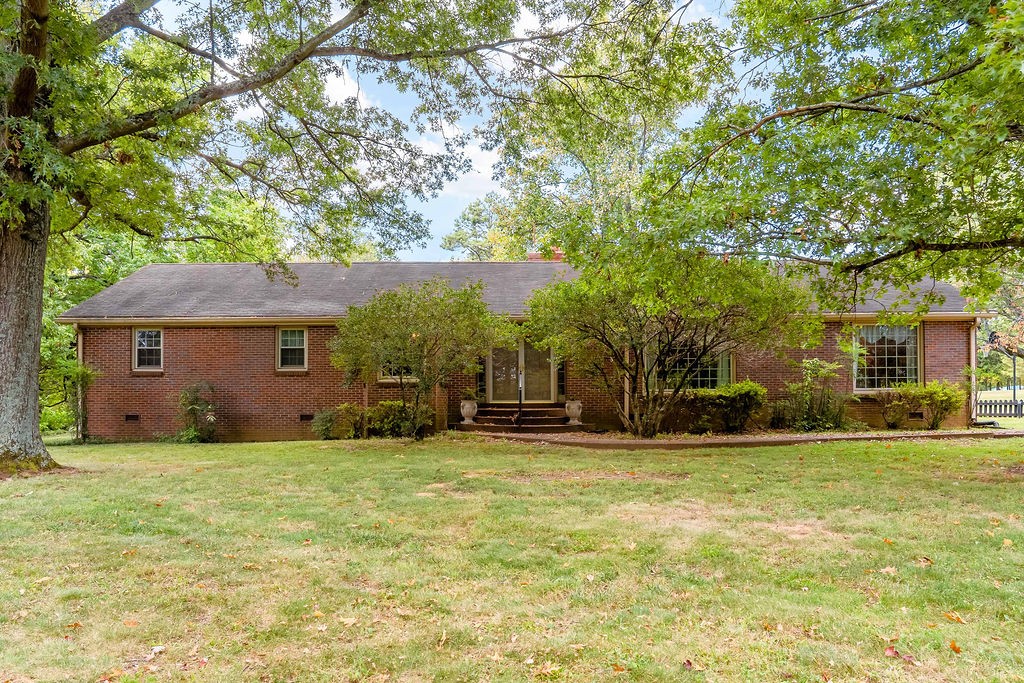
2, 435, 1023, 682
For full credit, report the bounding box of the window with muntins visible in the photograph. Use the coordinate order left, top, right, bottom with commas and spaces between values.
278, 329, 306, 369
662, 349, 732, 389
380, 360, 417, 381
134, 329, 162, 369
855, 325, 918, 389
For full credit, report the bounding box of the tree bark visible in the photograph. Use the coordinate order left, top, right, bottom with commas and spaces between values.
0, 203, 58, 473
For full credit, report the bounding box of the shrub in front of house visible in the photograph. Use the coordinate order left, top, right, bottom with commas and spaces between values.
366, 401, 434, 438
680, 380, 768, 434
176, 381, 216, 442
311, 409, 338, 440
335, 403, 365, 439
770, 359, 855, 432
877, 381, 966, 430
311, 403, 366, 439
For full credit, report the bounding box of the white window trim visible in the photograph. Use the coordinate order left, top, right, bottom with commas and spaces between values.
852, 324, 921, 393
132, 327, 163, 371
378, 365, 419, 385
652, 349, 734, 393
276, 327, 308, 371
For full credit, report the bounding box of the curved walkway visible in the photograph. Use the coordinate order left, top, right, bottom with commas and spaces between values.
479, 428, 1024, 451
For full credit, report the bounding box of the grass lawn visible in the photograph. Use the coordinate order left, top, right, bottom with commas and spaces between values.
2, 435, 1023, 682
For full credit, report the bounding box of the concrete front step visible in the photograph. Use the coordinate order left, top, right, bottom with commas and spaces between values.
474, 415, 569, 426
476, 405, 566, 412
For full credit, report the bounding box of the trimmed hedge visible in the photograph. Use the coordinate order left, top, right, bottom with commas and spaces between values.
875, 381, 967, 430
681, 380, 768, 434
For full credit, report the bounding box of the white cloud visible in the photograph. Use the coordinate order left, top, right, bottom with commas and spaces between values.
324, 68, 377, 108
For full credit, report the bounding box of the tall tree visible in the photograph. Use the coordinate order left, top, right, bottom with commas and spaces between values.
654, 0, 1024, 303
1, 0, 721, 471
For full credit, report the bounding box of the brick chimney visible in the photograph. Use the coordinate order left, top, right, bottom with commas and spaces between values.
526, 247, 564, 262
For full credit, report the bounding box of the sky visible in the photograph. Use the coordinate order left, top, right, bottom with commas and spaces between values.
161, 0, 729, 262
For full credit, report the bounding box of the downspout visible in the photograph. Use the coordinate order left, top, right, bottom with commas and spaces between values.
74, 323, 83, 441
970, 316, 979, 423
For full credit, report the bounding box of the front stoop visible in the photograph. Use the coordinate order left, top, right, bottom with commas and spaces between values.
453, 404, 589, 434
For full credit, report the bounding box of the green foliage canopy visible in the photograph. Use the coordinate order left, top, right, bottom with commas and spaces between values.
527, 254, 821, 437
329, 277, 512, 437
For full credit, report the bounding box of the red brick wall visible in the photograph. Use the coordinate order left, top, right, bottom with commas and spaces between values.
81, 325, 445, 441
734, 321, 971, 428
80, 320, 973, 440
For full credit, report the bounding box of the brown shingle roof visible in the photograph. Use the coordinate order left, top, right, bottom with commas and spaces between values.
57, 262, 577, 322
57, 261, 979, 323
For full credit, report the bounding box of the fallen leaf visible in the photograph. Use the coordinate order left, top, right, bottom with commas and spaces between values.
612, 663, 626, 673
916, 556, 934, 567
65, 621, 83, 629
878, 566, 898, 575
1003, 538, 1014, 547
884, 645, 900, 658
943, 611, 966, 624
883, 538, 894, 544
33, 576, 53, 584
121, 548, 137, 557
123, 619, 139, 627
950, 640, 961, 654
339, 617, 358, 627
683, 660, 694, 670
151, 645, 166, 656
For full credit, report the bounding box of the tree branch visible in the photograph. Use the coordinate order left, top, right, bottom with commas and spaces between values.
125, 19, 244, 78
842, 235, 1024, 273
90, 0, 160, 44
59, 0, 373, 155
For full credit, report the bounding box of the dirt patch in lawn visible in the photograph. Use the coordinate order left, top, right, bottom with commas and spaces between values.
609, 501, 846, 543
0, 465, 78, 482
462, 469, 689, 484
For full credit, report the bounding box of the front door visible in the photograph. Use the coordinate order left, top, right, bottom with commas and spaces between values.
487, 340, 555, 403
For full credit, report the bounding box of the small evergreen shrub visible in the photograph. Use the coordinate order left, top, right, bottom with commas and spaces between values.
682, 380, 768, 434
880, 381, 966, 430
335, 403, 365, 439
918, 381, 967, 430
874, 387, 914, 429
367, 401, 434, 438
311, 409, 338, 440
774, 359, 854, 432
177, 381, 216, 442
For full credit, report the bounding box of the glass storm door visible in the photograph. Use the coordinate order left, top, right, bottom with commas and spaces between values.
488, 341, 555, 403
490, 347, 520, 402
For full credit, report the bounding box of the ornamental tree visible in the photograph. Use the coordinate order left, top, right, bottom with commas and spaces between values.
1, 0, 723, 471
329, 277, 512, 438
527, 254, 820, 437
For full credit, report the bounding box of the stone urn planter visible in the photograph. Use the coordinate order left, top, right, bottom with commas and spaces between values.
460, 399, 479, 424
565, 399, 583, 425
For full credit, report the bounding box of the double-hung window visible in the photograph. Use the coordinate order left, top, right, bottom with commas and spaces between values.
854, 325, 918, 390
133, 328, 163, 370
660, 348, 732, 390
278, 328, 307, 370
379, 360, 417, 383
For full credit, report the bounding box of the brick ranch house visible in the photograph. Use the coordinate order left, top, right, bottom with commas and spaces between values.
58, 261, 987, 441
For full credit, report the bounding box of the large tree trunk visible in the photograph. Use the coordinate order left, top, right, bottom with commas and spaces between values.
0, 203, 58, 473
